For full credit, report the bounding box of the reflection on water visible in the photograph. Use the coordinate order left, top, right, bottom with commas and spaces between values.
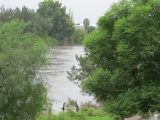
43, 46, 95, 112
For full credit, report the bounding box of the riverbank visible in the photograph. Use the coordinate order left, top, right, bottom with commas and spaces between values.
37, 108, 160, 120
37, 107, 115, 120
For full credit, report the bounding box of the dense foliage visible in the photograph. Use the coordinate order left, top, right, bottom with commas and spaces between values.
37, 107, 114, 120
69, 0, 160, 118
0, 0, 74, 41
0, 6, 35, 23
38, 0, 74, 40
0, 20, 48, 120
0, 6, 53, 38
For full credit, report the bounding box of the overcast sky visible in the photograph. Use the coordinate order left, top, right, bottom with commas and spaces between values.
0, 0, 119, 24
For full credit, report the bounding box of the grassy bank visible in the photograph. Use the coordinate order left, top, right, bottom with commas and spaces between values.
37, 108, 115, 120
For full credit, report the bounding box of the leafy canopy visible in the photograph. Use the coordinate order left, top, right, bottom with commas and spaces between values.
69, 0, 160, 117
38, 0, 74, 40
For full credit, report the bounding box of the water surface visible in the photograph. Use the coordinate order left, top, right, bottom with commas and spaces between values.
43, 46, 95, 112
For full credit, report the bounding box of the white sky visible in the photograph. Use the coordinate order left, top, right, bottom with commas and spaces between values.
0, 0, 119, 24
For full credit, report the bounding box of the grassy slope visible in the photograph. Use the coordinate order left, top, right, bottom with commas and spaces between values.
37, 108, 115, 120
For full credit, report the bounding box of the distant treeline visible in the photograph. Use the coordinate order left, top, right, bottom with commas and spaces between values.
0, 1, 95, 45
0, 1, 74, 41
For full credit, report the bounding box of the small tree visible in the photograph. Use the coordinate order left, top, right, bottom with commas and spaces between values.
83, 18, 95, 33
83, 18, 90, 32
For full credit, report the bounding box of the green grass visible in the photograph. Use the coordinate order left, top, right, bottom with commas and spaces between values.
37, 108, 115, 120
87, 116, 113, 120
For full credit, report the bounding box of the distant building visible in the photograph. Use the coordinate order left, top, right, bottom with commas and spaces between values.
74, 23, 84, 29
74, 23, 97, 29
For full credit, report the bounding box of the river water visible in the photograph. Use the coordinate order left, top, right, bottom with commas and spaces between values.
42, 46, 95, 112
